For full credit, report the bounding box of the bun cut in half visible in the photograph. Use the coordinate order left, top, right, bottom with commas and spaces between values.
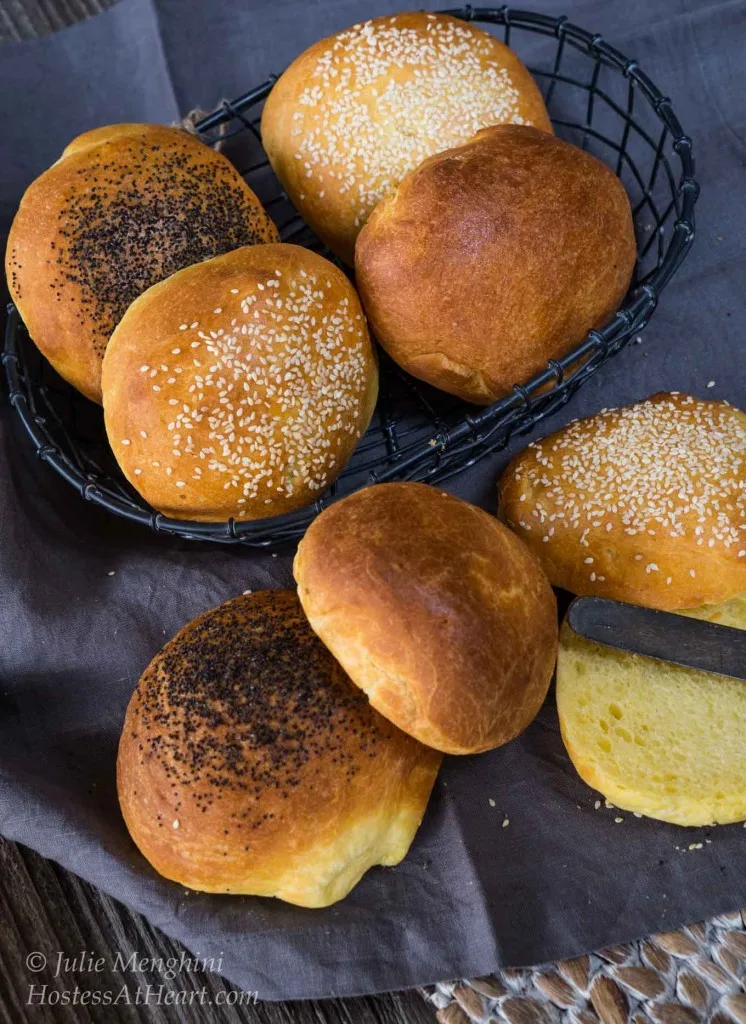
294, 482, 558, 755
117, 590, 441, 907
6, 124, 278, 403
102, 244, 378, 522
261, 11, 551, 264
557, 600, 746, 826
355, 125, 635, 404
500, 392, 746, 611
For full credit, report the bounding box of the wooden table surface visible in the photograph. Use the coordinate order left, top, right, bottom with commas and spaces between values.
0, 3, 434, 1022
0, 838, 435, 1023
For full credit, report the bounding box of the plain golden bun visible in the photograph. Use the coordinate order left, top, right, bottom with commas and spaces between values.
557, 599, 746, 826
261, 11, 551, 264
355, 124, 635, 404
6, 123, 278, 403
294, 482, 557, 754
117, 590, 441, 907
499, 392, 746, 611
102, 243, 378, 522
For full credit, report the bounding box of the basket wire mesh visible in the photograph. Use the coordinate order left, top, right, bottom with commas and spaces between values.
2, 6, 698, 547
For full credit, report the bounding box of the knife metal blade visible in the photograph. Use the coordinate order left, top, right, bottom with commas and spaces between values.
567, 596, 746, 681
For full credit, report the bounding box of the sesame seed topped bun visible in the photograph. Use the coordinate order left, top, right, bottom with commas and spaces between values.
6, 124, 278, 403
102, 243, 378, 522
261, 11, 551, 264
499, 392, 746, 610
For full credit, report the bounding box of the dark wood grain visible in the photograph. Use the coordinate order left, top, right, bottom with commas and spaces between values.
0, 838, 434, 1023
0, 0, 118, 41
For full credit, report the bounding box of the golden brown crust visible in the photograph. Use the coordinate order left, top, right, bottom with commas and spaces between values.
355, 124, 636, 404
102, 243, 378, 522
6, 123, 278, 403
499, 392, 746, 610
261, 11, 551, 264
117, 590, 441, 907
294, 482, 557, 754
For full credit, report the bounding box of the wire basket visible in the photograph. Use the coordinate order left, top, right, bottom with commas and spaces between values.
3, 6, 698, 547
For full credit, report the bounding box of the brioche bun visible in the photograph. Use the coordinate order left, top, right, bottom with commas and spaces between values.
117, 590, 441, 907
6, 123, 278, 402
294, 482, 557, 754
355, 124, 635, 404
500, 392, 746, 611
102, 243, 378, 522
262, 12, 551, 264
558, 600, 746, 826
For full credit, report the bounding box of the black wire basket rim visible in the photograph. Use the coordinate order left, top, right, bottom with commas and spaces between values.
3, 5, 699, 546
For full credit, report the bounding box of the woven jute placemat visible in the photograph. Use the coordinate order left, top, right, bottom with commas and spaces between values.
422, 910, 746, 1024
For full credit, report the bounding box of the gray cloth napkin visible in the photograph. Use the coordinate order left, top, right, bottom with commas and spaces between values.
1, 0, 745, 1001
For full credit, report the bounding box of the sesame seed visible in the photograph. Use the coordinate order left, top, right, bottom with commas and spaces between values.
287, 12, 534, 232
512, 395, 746, 568
121, 439, 131, 446
117, 263, 370, 513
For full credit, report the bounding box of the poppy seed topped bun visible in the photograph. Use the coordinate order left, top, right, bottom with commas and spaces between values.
355, 124, 636, 404
117, 590, 442, 907
499, 392, 746, 610
102, 244, 378, 522
6, 123, 278, 403
261, 11, 551, 263
294, 482, 558, 754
